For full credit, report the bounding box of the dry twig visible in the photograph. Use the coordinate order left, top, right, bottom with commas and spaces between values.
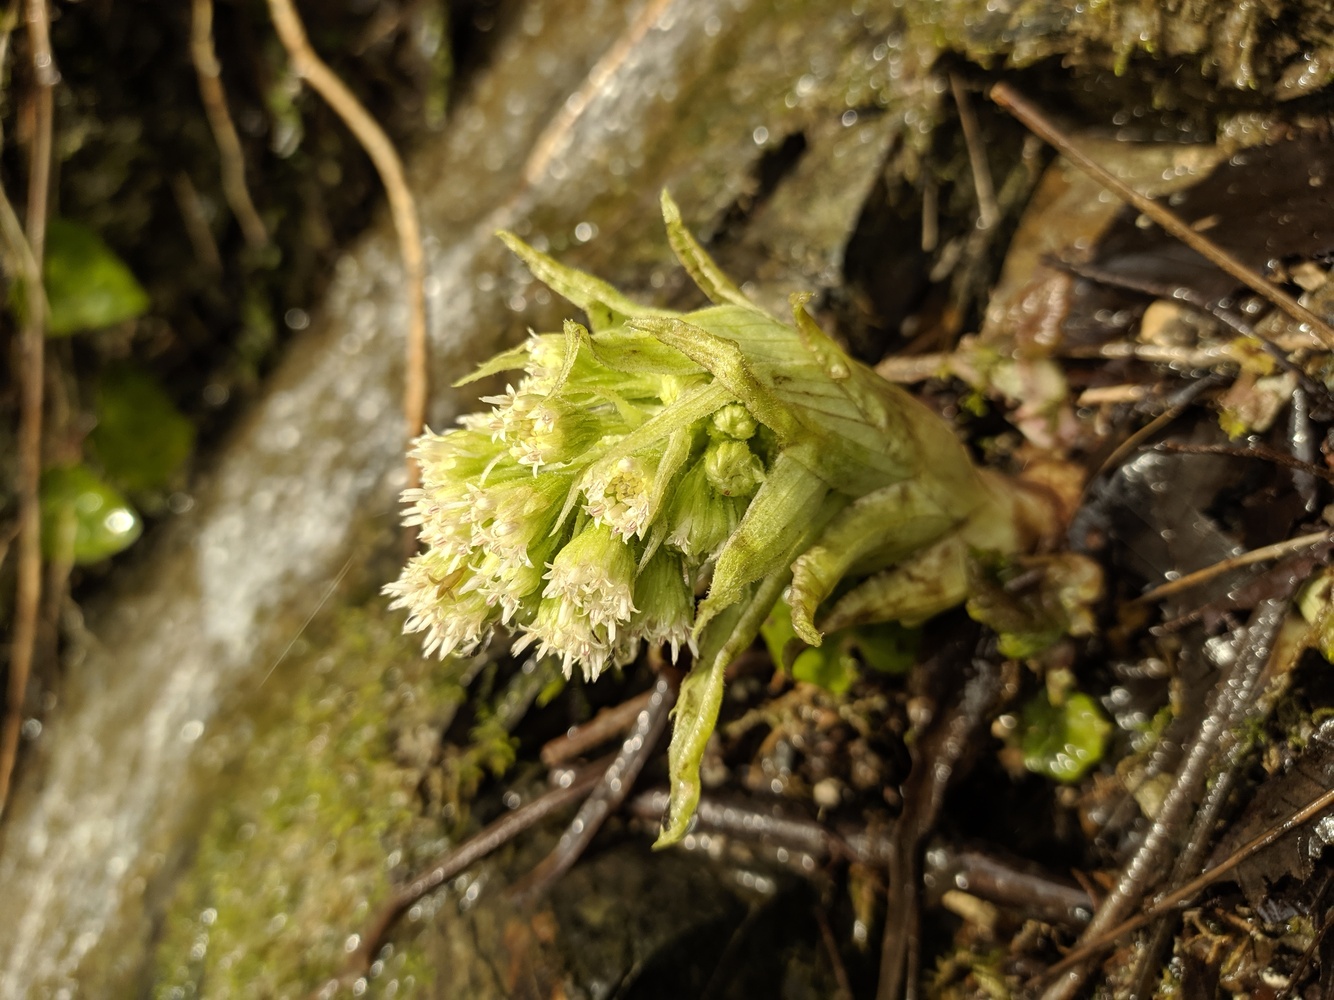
341, 762, 606, 984
991, 81, 1334, 351
190, 0, 269, 250
509, 673, 676, 901
539, 686, 655, 767
0, 0, 55, 816
950, 73, 999, 231
169, 172, 224, 274
1045, 781, 1334, 979
1138, 529, 1334, 605
1037, 597, 1288, 1000
264, 0, 428, 487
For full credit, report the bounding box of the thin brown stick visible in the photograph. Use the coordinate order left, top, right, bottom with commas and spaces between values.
539, 687, 654, 767
1090, 375, 1223, 480
509, 673, 676, 901
990, 81, 1334, 351
1043, 782, 1334, 979
815, 902, 855, 1000
264, 0, 428, 485
1073, 341, 1236, 366
1137, 529, 1334, 604
0, 0, 55, 816
190, 0, 268, 250
1155, 440, 1334, 483
341, 761, 607, 983
1037, 596, 1287, 1000
1076, 384, 1149, 406
170, 172, 224, 275
950, 73, 998, 231
875, 342, 1237, 384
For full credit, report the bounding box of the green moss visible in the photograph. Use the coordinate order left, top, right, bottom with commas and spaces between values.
152, 601, 469, 998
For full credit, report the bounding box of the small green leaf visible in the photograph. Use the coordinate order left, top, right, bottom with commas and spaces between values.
762, 597, 917, 693
88, 365, 196, 492
852, 621, 918, 675
41, 464, 142, 564
1019, 689, 1111, 783
37, 219, 149, 336
791, 647, 857, 695
497, 230, 671, 330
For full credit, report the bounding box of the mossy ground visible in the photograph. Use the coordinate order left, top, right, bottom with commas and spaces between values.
152, 598, 467, 999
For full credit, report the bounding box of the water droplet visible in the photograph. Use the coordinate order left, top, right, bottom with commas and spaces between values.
104, 509, 136, 535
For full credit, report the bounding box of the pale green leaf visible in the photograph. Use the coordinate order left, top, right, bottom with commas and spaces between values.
660, 189, 752, 309
788, 480, 961, 644
656, 567, 789, 848
694, 450, 832, 635
1019, 690, 1111, 783
497, 230, 671, 330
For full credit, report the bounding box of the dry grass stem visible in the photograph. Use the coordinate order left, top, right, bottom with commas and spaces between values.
991, 81, 1334, 351
1138, 529, 1334, 604
190, 0, 269, 250
264, 0, 428, 488
0, 0, 55, 816
951, 73, 999, 230
1043, 781, 1334, 980
170, 172, 224, 274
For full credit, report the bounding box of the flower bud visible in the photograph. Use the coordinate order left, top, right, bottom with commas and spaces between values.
629, 548, 696, 662
664, 459, 743, 562
516, 596, 612, 681
703, 439, 765, 498
710, 403, 757, 441
385, 549, 495, 659
543, 522, 638, 639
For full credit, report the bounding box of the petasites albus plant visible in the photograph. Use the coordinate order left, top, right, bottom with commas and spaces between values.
387, 192, 1081, 845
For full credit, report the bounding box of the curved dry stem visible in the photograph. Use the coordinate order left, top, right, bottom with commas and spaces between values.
0, 0, 55, 818
190, 0, 269, 249
264, 0, 428, 486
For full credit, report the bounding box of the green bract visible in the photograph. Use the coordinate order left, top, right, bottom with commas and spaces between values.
388, 192, 1065, 846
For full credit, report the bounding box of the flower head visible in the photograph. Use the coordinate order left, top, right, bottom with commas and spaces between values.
582, 455, 656, 539
388, 191, 1079, 848
385, 549, 493, 659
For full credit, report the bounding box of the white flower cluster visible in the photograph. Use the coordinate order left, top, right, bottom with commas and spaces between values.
385, 328, 769, 681
386, 194, 1087, 847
